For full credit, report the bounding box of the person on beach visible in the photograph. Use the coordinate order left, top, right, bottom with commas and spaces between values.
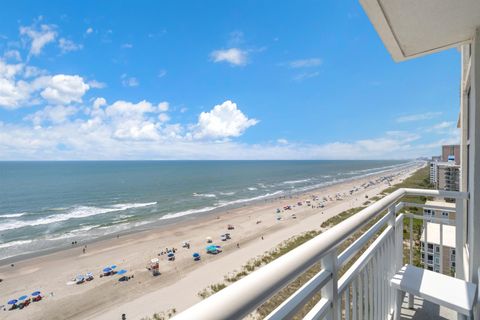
237, 243, 240, 248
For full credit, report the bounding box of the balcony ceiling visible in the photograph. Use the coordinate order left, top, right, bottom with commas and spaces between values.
359, 0, 480, 61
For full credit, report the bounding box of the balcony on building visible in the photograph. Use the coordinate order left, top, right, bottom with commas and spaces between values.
172, 1, 480, 319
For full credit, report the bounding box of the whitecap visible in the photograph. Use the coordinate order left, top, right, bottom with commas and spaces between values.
0, 212, 27, 218
0, 202, 157, 232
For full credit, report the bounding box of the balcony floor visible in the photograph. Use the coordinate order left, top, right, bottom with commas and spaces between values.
399, 294, 457, 320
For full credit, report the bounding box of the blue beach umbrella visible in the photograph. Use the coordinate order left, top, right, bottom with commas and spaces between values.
117, 269, 127, 275
7, 299, 17, 305
193, 253, 200, 257
167, 252, 174, 257
103, 267, 112, 273
31, 291, 41, 296
110, 265, 117, 269
18, 295, 28, 301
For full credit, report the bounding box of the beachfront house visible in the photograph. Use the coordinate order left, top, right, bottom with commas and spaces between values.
172, 2, 480, 319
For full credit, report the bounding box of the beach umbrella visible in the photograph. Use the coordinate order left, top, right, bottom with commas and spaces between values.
103, 267, 112, 273
167, 252, 174, 257
193, 253, 200, 258
86, 272, 93, 277
18, 295, 28, 301
31, 291, 41, 296
117, 269, 127, 275
110, 265, 117, 269
7, 299, 17, 305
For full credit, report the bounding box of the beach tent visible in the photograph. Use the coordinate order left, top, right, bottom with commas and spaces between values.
18, 295, 28, 301
206, 245, 218, 254
31, 291, 41, 296
7, 299, 17, 305
110, 265, 117, 269
117, 269, 127, 275
103, 267, 112, 273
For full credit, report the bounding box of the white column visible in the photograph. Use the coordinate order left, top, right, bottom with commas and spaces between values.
468, 28, 480, 285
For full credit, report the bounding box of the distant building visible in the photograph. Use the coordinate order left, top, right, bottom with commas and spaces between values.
441, 144, 460, 165
429, 161, 438, 185
437, 162, 460, 192
421, 222, 456, 275
421, 200, 456, 275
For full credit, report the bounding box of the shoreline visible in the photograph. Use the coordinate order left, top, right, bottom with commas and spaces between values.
0, 161, 419, 266
0, 163, 422, 320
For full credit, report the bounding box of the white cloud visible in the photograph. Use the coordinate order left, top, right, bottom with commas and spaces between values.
277, 138, 289, 145
86, 27, 93, 35
58, 38, 83, 53
121, 43, 133, 49
39, 74, 90, 105
396, 112, 442, 123
158, 113, 170, 123
121, 74, 139, 87
93, 97, 107, 109
158, 101, 169, 112
193, 100, 258, 139
25, 105, 77, 125
210, 48, 247, 66
293, 71, 320, 81
88, 80, 106, 89
20, 24, 57, 56
4, 50, 22, 61
289, 58, 322, 68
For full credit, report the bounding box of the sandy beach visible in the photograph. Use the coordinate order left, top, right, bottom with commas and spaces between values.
0, 164, 421, 320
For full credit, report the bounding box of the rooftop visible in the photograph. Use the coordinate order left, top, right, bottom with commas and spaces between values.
420, 222, 456, 248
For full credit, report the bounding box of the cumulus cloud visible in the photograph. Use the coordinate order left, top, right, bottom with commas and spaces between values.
38, 74, 90, 105
20, 24, 57, 56
85, 27, 93, 35
210, 48, 247, 66
25, 105, 77, 125
158, 101, 169, 112
277, 138, 289, 145
192, 100, 258, 139
58, 38, 83, 53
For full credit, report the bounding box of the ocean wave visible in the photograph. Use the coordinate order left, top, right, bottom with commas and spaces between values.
219, 191, 235, 196
0, 212, 27, 218
0, 202, 157, 232
160, 206, 218, 220
0, 239, 33, 249
247, 187, 258, 191
161, 190, 284, 221
193, 193, 217, 198
283, 179, 311, 185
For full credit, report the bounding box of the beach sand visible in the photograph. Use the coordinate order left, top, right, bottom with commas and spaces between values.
0, 164, 421, 320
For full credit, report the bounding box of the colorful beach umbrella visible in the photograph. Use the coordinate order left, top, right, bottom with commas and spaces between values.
117, 269, 127, 275
18, 295, 28, 301
31, 291, 41, 296
7, 299, 17, 305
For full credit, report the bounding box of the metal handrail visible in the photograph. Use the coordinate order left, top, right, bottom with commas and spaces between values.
172, 189, 467, 320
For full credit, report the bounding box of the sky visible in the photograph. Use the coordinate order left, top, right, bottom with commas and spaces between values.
0, 1, 461, 160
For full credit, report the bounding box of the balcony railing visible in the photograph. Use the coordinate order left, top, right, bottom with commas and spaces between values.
172, 188, 467, 320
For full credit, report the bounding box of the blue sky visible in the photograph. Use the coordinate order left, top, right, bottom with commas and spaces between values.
0, 1, 460, 160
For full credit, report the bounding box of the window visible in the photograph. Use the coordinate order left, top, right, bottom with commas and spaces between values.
435, 245, 440, 253
442, 212, 449, 217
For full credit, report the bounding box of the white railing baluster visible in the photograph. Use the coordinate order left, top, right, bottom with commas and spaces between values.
358, 274, 363, 320
346, 285, 350, 320
352, 279, 357, 320
321, 251, 337, 320
440, 221, 444, 275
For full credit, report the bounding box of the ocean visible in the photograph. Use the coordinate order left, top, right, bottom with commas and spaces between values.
0, 160, 416, 261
